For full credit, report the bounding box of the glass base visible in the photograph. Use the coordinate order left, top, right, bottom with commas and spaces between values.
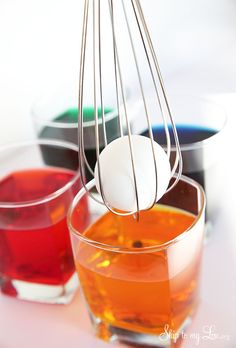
91, 314, 192, 348
1, 273, 79, 304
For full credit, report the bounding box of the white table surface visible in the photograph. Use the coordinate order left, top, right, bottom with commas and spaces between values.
1, 0, 236, 347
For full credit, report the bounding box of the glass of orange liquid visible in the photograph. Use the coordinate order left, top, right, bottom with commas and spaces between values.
68, 176, 205, 347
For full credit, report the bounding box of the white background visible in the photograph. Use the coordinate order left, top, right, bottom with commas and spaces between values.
1, 0, 236, 145
0, 1, 236, 347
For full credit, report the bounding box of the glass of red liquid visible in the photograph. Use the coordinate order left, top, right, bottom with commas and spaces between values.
0, 139, 88, 303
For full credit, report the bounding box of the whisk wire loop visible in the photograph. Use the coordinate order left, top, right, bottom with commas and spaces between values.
133, 0, 183, 190
78, 0, 183, 216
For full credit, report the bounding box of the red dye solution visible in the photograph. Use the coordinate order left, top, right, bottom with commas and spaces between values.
0, 167, 88, 296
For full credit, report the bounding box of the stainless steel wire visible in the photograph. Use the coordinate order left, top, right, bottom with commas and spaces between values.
78, 0, 183, 220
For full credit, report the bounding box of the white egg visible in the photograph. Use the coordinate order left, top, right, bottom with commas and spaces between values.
94, 135, 171, 212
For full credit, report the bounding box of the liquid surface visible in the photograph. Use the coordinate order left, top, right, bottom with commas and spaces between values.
141, 124, 217, 145
0, 168, 84, 296
0, 168, 74, 203
83, 205, 195, 248
55, 106, 113, 123
74, 205, 202, 339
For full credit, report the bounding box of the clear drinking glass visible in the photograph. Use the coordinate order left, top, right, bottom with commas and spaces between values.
68, 176, 205, 347
0, 139, 88, 303
132, 94, 226, 231
31, 85, 120, 181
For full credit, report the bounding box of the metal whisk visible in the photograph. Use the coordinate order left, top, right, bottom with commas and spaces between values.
78, 0, 182, 219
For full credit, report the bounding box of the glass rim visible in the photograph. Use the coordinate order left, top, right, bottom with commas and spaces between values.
133, 93, 227, 152
31, 104, 119, 129
68, 175, 206, 254
0, 139, 80, 208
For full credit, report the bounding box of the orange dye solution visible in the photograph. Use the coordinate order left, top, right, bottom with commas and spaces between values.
75, 205, 202, 339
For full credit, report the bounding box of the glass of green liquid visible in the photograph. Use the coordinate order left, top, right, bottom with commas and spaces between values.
32, 86, 120, 181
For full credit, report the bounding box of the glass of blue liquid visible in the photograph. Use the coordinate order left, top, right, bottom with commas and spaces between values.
132, 94, 227, 233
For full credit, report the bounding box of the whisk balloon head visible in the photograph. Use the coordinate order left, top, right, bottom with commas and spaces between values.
78, 0, 182, 219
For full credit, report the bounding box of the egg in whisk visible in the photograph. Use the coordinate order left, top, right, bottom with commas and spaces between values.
94, 135, 171, 213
